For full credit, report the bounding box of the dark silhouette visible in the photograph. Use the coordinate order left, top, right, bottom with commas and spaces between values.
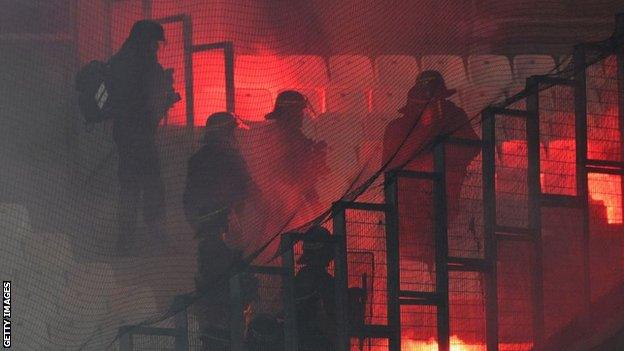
109, 20, 179, 251
183, 112, 256, 350
245, 313, 284, 351
265, 90, 328, 207
382, 70, 480, 277
294, 226, 337, 351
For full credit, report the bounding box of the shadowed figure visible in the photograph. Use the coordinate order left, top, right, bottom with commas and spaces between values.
183, 112, 257, 350
265, 90, 328, 210
294, 226, 337, 351
109, 20, 180, 251
382, 70, 480, 280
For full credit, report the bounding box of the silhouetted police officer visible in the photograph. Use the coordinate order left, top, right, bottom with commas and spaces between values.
184, 112, 255, 350
265, 90, 328, 206
109, 20, 179, 251
294, 225, 337, 351
382, 70, 480, 279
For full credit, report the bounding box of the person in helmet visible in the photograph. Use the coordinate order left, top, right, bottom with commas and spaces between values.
109, 20, 180, 252
245, 313, 284, 351
184, 112, 255, 350
293, 225, 337, 351
382, 70, 480, 280
265, 90, 328, 207
183, 111, 252, 237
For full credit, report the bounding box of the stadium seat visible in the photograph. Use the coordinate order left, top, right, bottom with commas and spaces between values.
461, 84, 503, 118
195, 87, 274, 124
374, 55, 419, 89
193, 50, 227, 88
371, 85, 406, 114
467, 55, 513, 88
326, 85, 369, 115
329, 55, 375, 88
513, 55, 556, 82
281, 55, 329, 87
464, 55, 513, 116
420, 55, 469, 90
235, 55, 284, 91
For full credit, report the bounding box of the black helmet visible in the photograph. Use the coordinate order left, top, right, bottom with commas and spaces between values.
264, 90, 308, 120
129, 20, 165, 43
205, 111, 239, 130
297, 226, 334, 265
398, 70, 456, 114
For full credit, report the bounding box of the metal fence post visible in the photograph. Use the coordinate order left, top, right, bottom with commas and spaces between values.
573, 44, 592, 316
224, 41, 235, 114
182, 15, 194, 126
616, 14, 624, 253
332, 202, 350, 351
229, 274, 246, 351
433, 142, 450, 351
281, 234, 299, 351
525, 77, 545, 350
384, 171, 401, 351
174, 296, 189, 351
118, 326, 133, 351
482, 108, 499, 351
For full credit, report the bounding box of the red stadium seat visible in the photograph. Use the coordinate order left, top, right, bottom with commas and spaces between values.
467, 55, 512, 88
281, 55, 329, 87
371, 86, 406, 114
329, 55, 375, 88
235, 55, 284, 91
374, 55, 419, 89
464, 55, 513, 116
194, 87, 273, 124
513, 55, 556, 82
326, 85, 370, 115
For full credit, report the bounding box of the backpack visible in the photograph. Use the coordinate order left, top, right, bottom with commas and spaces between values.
75, 60, 114, 125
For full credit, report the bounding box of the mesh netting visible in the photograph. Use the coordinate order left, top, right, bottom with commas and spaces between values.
2, 2, 624, 351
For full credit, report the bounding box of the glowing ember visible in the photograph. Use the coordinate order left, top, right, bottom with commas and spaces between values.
403, 336, 485, 351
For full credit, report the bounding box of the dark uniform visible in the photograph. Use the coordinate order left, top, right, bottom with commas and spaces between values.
183, 112, 255, 350
265, 90, 328, 206
293, 226, 337, 351
382, 70, 480, 277
183, 138, 251, 236
109, 20, 178, 245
